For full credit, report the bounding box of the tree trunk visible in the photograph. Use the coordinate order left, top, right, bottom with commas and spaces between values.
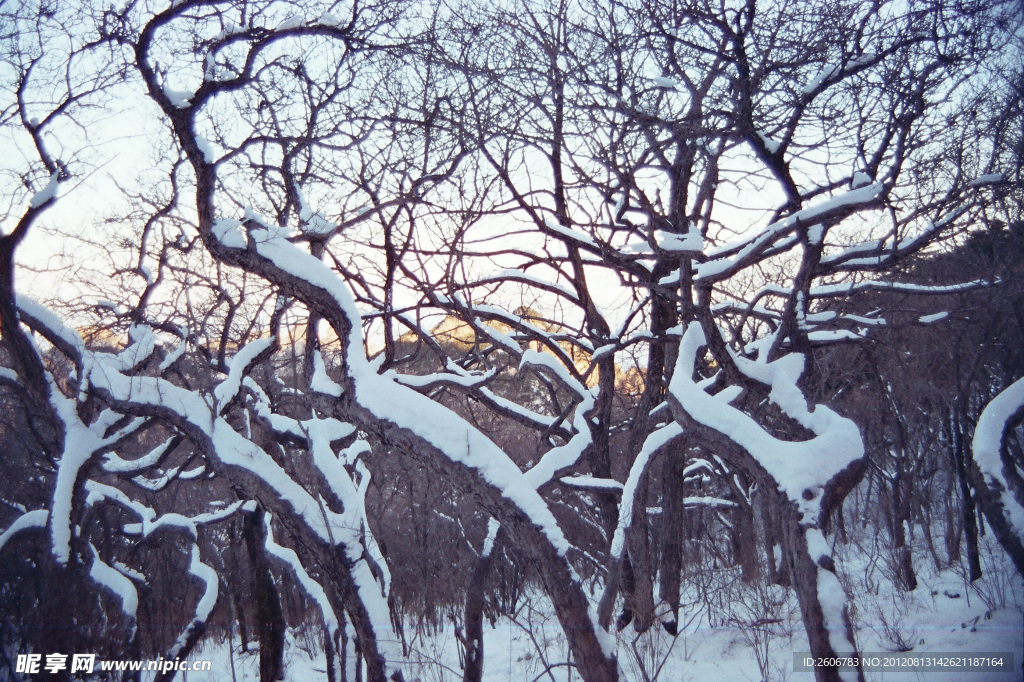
729, 472, 759, 582
784, 518, 864, 682
732, 502, 759, 583
325, 623, 337, 682
243, 508, 286, 682
624, 479, 655, 633
462, 531, 499, 682
890, 469, 917, 591
952, 412, 983, 581
760, 492, 789, 587
658, 449, 686, 633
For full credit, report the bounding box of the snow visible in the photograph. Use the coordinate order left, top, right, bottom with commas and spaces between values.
89, 545, 139, 621
214, 336, 275, 408
392, 367, 495, 389
479, 388, 556, 428
48, 385, 106, 565
756, 131, 781, 155
474, 269, 579, 302
481, 518, 500, 557
29, 171, 60, 208
264, 513, 339, 633
103, 436, 176, 473
669, 323, 863, 523
852, 171, 872, 188
654, 228, 703, 253
543, 218, 596, 247
151, 555, 1023, 682
807, 223, 824, 245
212, 218, 247, 249
682, 496, 736, 508
522, 382, 595, 489
805, 310, 837, 323
0, 509, 48, 552
318, 11, 345, 26
972, 377, 1024, 537
113, 562, 146, 582
519, 349, 588, 399
480, 323, 522, 353
807, 329, 862, 342
241, 227, 609, 669
610, 422, 683, 559
168, 545, 219, 658
560, 475, 624, 492
17, 295, 85, 357
591, 343, 616, 361
195, 136, 216, 164
919, 311, 949, 324
12, 288, 1019, 682
809, 278, 987, 298
164, 88, 193, 108
651, 76, 680, 89
114, 324, 157, 371
295, 184, 337, 235
81, 348, 350, 545
310, 350, 343, 397
816, 566, 859, 681
276, 14, 305, 30
969, 173, 1004, 186
248, 228, 588, 565
159, 333, 188, 371
802, 63, 840, 94
702, 181, 883, 280
714, 384, 743, 404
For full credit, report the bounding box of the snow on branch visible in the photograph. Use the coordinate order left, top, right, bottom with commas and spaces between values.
755, 278, 991, 302
698, 182, 885, 281
519, 349, 588, 401
88, 544, 139, 632
668, 323, 863, 523
264, 513, 339, 634
28, 171, 61, 208
103, 436, 179, 474
0, 509, 49, 553
246, 226, 588, 563
972, 377, 1024, 552
610, 422, 683, 561
166, 544, 218, 659
213, 336, 277, 410
560, 475, 625, 492
469, 269, 580, 304
391, 366, 497, 390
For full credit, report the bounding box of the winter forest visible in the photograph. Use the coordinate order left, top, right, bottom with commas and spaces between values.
0, 0, 1022, 680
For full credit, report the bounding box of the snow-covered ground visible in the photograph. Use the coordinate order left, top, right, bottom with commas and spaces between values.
174, 535, 1022, 682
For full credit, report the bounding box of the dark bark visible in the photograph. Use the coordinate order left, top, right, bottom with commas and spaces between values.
784, 518, 865, 682
325, 623, 337, 682
462, 530, 500, 682
759, 491, 789, 587
666, 390, 867, 682
952, 412, 983, 581
658, 449, 686, 631
243, 508, 286, 682
971, 467, 1024, 579
624, 480, 655, 633
732, 501, 759, 583
890, 469, 918, 591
